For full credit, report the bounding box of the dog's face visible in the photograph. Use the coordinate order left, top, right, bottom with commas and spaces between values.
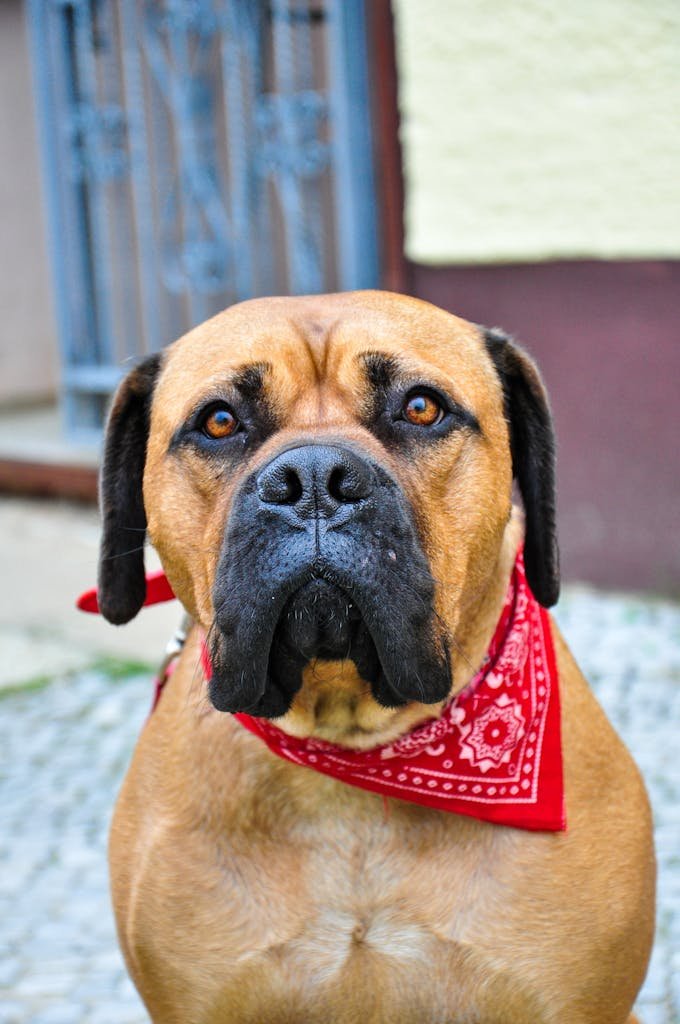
98, 292, 558, 737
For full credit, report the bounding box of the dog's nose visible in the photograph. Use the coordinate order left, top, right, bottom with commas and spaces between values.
256, 445, 374, 519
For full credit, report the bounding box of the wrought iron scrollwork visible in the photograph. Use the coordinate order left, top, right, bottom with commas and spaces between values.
28, 0, 379, 436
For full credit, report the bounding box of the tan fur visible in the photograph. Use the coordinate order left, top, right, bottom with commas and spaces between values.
109, 292, 654, 1023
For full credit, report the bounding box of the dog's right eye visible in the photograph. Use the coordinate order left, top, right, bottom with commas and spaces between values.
199, 403, 240, 440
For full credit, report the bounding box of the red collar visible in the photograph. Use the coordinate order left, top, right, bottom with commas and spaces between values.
78, 553, 565, 832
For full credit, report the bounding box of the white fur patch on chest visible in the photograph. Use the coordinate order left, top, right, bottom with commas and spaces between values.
284, 906, 433, 986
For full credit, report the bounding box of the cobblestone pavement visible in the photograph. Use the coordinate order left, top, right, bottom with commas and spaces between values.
1, 588, 679, 1024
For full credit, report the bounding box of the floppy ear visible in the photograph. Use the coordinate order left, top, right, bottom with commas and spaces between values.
484, 328, 560, 607
98, 353, 162, 624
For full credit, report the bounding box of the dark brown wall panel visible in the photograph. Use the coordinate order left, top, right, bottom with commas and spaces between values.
411, 260, 680, 595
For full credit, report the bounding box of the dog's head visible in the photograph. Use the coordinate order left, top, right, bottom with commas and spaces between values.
98, 292, 558, 737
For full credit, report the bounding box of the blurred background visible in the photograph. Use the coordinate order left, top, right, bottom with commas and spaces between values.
0, 2, 678, 1022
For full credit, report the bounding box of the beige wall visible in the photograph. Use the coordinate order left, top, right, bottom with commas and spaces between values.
393, 0, 680, 264
0, 0, 58, 405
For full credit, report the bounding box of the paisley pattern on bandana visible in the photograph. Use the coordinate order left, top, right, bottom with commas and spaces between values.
228, 550, 565, 832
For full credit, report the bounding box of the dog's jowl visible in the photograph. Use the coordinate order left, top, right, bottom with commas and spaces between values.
97, 292, 654, 1024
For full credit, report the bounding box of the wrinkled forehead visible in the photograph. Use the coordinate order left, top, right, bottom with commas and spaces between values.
152, 291, 492, 419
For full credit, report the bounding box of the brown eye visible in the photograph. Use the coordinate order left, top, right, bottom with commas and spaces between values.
403, 392, 444, 427
201, 404, 239, 439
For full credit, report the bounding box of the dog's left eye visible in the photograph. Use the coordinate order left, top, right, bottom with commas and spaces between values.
402, 392, 445, 427
200, 403, 240, 439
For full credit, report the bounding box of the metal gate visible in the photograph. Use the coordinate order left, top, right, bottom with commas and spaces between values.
27, 0, 380, 438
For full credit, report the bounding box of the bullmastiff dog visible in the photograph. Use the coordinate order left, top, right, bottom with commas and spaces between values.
98, 291, 654, 1023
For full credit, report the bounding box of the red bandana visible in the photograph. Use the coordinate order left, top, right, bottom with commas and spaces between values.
76, 570, 174, 613
78, 553, 565, 832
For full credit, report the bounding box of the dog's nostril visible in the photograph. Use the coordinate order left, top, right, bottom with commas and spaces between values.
258, 465, 303, 505
282, 468, 303, 504
327, 462, 372, 504
328, 467, 349, 503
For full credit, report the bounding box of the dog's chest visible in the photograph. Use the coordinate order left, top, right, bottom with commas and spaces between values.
205, 880, 460, 1021
118, 727, 554, 1023
192, 808, 512, 1023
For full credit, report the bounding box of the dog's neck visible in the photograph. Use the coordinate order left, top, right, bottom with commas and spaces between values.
274, 513, 524, 750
